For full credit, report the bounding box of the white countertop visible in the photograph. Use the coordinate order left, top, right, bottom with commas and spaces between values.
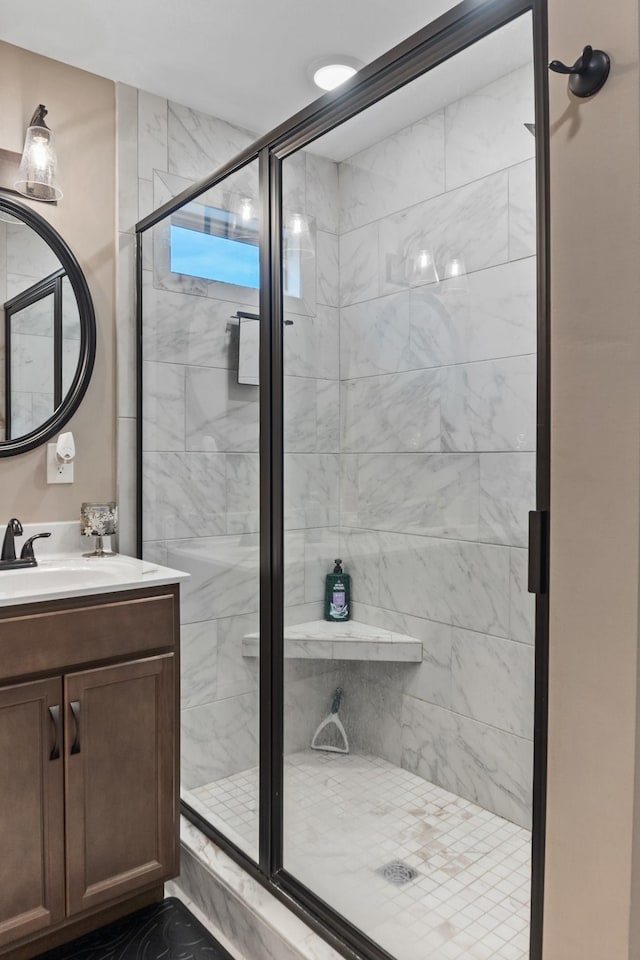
0, 554, 189, 607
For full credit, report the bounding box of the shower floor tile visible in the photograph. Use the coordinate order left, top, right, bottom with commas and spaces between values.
187, 751, 531, 960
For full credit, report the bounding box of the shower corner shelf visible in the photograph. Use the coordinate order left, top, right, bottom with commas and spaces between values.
242, 620, 423, 662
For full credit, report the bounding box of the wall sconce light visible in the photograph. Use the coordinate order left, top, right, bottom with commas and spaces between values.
14, 105, 62, 202
443, 256, 468, 291
284, 211, 314, 260
410, 247, 439, 286
230, 193, 258, 240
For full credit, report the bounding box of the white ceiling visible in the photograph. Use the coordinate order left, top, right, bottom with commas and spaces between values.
0, 0, 464, 134
311, 15, 532, 160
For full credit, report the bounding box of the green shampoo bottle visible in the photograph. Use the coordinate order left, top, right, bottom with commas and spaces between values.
324, 559, 351, 622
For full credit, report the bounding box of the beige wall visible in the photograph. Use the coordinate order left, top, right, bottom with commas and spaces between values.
545, 1, 640, 958
0, 41, 115, 522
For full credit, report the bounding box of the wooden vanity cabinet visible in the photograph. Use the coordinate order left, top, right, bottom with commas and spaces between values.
0, 678, 65, 949
0, 584, 180, 960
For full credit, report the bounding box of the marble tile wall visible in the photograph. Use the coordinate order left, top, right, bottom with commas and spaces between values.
117, 85, 342, 791
335, 61, 537, 827
118, 60, 537, 829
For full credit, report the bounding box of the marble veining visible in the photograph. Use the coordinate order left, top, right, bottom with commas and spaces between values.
339, 222, 379, 306
142, 453, 226, 541
166, 535, 260, 624
143, 361, 185, 452
509, 547, 535, 644
142, 277, 245, 369
340, 369, 440, 453
178, 816, 346, 960
408, 257, 537, 368
283, 306, 340, 380
378, 532, 511, 636
479, 452, 535, 546
181, 620, 219, 709
341, 454, 480, 540
315, 230, 339, 308
445, 63, 535, 191
304, 152, 340, 235
509, 158, 537, 260
167, 102, 254, 182
441, 355, 537, 453
378, 171, 510, 299
181, 693, 259, 789
284, 453, 340, 530
284, 377, 339, 453
138, 90, 167, 181
186, 366, 259, 453
401, 697, 533, 827
226, 454, 259, 535
339, 111, 445, 232
451, 629, 535, 738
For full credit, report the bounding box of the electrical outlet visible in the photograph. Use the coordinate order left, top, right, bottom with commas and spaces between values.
47, 443, 74, 484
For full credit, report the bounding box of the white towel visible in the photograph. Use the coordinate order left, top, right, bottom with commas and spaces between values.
237, 314, 259, 385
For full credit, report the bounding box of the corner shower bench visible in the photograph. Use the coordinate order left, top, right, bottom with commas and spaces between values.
242, 619, 422, 661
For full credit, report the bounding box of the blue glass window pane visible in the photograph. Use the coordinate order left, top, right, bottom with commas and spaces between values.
170, 225, 260, 289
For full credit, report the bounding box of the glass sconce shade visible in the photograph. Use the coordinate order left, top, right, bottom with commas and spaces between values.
410, 248, 439, 285
284, 211, 314, 260
231, 194, 258, 239
14, 106, 62, 202
443, 255, 468, 290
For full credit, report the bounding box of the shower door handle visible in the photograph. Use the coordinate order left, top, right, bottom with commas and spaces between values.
528, 510, 549, 595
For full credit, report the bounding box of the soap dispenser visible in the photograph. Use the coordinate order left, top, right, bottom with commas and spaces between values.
324, 559, 351, 622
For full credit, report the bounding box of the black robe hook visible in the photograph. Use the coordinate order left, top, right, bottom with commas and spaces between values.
549, 45, 610, 98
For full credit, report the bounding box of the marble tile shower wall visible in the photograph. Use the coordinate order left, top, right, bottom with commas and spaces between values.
117, 63, 537, 825
336, 63, 537, 827
116, 84, 342, 790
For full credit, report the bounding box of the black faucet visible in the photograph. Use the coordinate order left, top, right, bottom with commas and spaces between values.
0, 519, 51, 569
1, 518, 23, 562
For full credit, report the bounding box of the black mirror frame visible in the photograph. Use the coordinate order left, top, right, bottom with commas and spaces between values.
0, 195, 96, 457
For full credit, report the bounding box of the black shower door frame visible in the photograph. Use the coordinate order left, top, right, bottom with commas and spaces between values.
136, 1, 550, 957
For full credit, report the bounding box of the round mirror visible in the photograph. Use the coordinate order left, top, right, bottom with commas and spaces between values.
0, 195, 96, 456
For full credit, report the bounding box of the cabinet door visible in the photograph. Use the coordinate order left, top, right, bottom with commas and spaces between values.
0, 677, 65, 948
64, 655, 177, 916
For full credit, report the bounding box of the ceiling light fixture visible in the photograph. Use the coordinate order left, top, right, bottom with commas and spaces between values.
310, 56, 363, 92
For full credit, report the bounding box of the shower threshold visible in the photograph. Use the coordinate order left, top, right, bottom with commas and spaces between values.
187, 751, 531, 960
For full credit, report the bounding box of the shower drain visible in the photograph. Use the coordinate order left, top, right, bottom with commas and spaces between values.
376, 860, 419, 885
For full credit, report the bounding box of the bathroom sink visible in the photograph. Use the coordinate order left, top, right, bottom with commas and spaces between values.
0, 555, 189, 606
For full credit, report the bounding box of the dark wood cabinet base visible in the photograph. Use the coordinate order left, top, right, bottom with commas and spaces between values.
0, 885, 165, 960
0, 584, 181, 960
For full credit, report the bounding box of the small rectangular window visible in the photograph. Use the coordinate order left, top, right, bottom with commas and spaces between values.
169, 201, 302, 299
170, 225, 260, 288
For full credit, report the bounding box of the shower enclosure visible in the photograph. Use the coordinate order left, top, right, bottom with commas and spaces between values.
137, 2, 549, 958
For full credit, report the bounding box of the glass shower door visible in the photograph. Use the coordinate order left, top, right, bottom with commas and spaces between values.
281, 13, 537, 960
141, 158, 262, 860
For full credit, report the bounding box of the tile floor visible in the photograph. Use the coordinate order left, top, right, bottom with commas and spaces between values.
187, 751, 531, 960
